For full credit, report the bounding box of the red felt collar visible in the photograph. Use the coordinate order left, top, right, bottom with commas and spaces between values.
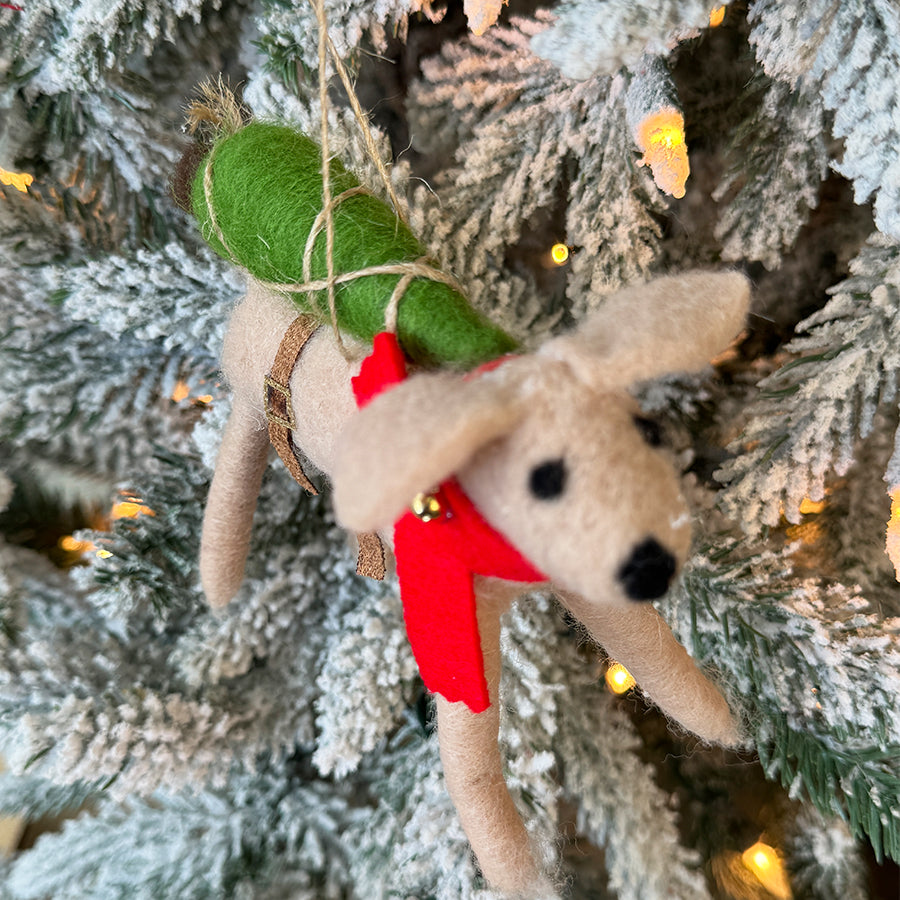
352, 333, 546, 712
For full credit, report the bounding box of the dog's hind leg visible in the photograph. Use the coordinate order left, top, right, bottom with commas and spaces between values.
199, 394, 271, 608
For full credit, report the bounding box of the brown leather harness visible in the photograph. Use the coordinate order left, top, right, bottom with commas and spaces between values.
263, 314, 387, 580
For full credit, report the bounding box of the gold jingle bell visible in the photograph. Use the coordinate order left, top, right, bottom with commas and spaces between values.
411, 492, 443, 522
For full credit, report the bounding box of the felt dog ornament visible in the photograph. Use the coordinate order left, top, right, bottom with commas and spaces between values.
187, 116, 749, 897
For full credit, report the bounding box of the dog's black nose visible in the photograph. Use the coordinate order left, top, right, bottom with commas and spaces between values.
617, 537, 676, 601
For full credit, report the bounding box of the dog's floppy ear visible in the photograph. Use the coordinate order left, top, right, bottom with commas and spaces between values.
540, 271, 750, 389
332, 368, 526, 533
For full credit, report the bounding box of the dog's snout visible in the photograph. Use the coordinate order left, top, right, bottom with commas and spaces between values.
617, 537, 676, 601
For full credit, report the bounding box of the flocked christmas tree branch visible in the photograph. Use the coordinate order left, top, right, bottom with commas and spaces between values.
661, 538, 900, 861
1, 0, 900, 896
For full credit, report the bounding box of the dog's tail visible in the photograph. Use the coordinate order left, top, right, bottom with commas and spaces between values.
199, 395, 270, 608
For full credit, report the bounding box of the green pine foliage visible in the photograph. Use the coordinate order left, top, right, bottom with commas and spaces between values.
7, 756, 357, 900
750, 0, 900, 241
786, 807, 869, 900
0, 776, 102, 822
718, 234, 900, 529
408, 14, 666, 333
714, 75, 830, 270
661, 539, 900, 862
5, 0, 217, 90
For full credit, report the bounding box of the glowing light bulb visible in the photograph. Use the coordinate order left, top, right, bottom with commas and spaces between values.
0, 166, 33, 193
634, 108, 689, 199
798, 497, 826, 515
709, 6, 726, 27
741, 841, 792, 899
111, 498, 155, 520
550, 243, 570, 266
605, 662, 636, 694
465, 0, 504, 36
886, 487, 900, 580
172, 380, 214, 406
59, 535, 96, 554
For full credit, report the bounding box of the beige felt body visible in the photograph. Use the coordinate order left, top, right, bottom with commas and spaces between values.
200, 270, 750, 895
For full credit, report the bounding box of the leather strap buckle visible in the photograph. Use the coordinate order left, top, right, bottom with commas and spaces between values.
264, 374, 295, 431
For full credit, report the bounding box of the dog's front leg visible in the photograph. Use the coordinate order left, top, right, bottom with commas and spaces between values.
435, 580, 557, 898
557, 591, 740, 746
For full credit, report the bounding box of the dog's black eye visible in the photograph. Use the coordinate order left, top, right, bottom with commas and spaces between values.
529, 459, 567, 500
633, 415, 663, 447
